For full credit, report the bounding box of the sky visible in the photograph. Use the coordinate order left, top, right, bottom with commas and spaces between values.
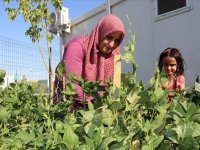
0, 0, 106, 45
0, 0, 106, 83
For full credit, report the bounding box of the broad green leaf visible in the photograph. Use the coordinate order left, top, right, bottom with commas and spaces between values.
45, 137, 53, 149
143, 120, 151, 133
0, 107, 10, 123
153, 88, 165, 99
16, 131, 34, 144
158, 140, 173, 150
172, 102, 186, 117
79, 110, 95, 122
55, 121, 63, 133
180, 137, 199, 150
83, 136, 94, 149
175, 122, 187, 139
97, 137, 116, 150
93, 130, 102, 147
75, 145, 90, 150
180, 100, 188, 112
165, 129, 178, 144
53, 130, 59, 144
126, 86, 141, 103
174, 120, 199, 139
63, 81, 77, 96
186, 103, 198, 118
11, 138, 23, 149
153, 114, 166, 134
189, 122, 200, 137
110, 101, 123, 111
142, 145, 153, 150
84, 122, 96, 138
63, 124, 79, 148
150, 135, 164, 149
56, 61, 66, 80
121, 53, 134, 64
190, 113, 200, 123
101, 109, 114, 126
88, 101, 94, 111
109, 142, 125, 150
92, 113, 103, 127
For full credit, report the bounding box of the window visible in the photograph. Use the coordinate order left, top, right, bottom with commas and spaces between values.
155, 0, 192, 20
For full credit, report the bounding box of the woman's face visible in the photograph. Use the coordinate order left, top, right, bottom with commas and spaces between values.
163, 56, 178, 77
98, 31, 123, 54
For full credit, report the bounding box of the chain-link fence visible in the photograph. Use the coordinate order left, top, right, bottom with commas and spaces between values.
0, 35, 60, 89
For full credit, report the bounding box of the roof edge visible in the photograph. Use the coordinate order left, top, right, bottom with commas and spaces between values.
71, 0, 125, 26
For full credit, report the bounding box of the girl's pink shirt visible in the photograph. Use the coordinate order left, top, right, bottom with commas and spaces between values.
162, 75, 185, 91
174, 75, 185, 90
161, 75, 185, 102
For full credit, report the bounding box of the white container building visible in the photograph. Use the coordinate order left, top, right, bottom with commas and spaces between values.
62, 0, 200, 87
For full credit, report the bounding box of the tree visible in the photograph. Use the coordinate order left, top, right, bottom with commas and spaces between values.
3, 0, 63, 104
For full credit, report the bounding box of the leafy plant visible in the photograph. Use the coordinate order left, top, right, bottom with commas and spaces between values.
3, 0, 63, 104
1, 14, 200, 150
0, 69, 6, 85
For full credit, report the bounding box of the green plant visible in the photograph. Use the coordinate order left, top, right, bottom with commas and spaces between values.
1, 15, 200, 150
3, 0, 63, 104
0, 69, 6, 86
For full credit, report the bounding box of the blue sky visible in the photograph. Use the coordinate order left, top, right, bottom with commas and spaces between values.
0, 0, 106, 82
0, 0, 106, 44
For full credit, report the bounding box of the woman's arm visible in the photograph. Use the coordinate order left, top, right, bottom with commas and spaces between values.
63, 41, 85, 100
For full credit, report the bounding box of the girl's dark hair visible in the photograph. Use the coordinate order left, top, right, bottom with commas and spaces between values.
158, 47, 185, 75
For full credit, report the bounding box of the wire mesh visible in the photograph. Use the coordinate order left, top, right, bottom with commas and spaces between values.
0, 35, 60, 88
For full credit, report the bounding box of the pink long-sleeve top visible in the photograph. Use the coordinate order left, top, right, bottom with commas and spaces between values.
54, 14, 125, 104
63, 37, 87, 101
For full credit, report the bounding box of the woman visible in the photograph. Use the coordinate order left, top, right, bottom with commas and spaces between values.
54, 14, 125, 105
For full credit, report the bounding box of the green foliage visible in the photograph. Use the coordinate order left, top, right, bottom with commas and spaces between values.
1, 59, 200, 150
121, 15, 138, 79
1, 14, 200, 149
185, 81, 200, 107
0, 52, 200, 150
55, 61, 66, 80
0, 69, 6, 85
3, 0, 63, 102
196, 75, 200, 83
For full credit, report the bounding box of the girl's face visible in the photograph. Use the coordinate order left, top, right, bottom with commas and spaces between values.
98, 31, 123, 54
163, 56, 178, 77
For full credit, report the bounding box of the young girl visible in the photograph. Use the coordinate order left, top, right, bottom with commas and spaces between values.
158, 48, 186, 101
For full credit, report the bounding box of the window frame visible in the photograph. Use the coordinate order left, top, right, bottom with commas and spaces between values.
154, 0, 192, 21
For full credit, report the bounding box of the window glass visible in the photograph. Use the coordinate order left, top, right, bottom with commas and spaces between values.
155, 0, 192, 20
157, 0, 187, 15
